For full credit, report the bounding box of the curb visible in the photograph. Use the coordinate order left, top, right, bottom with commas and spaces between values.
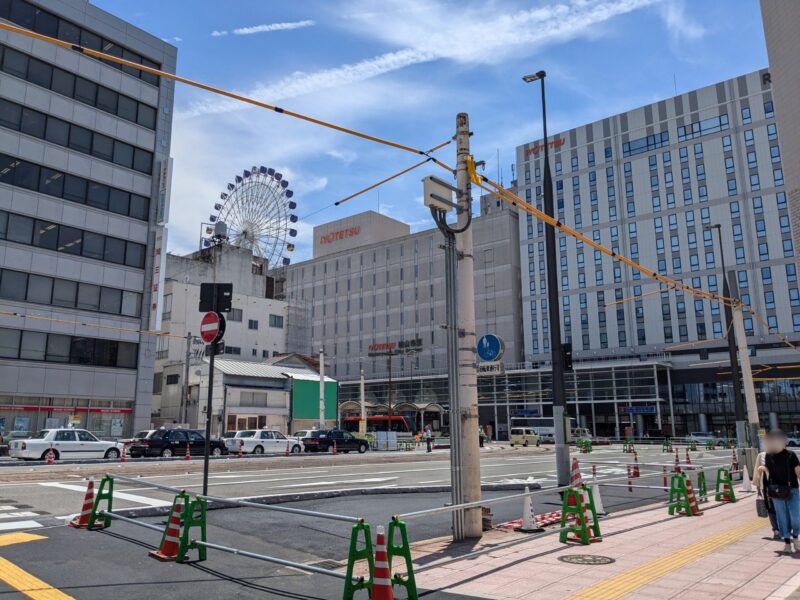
113, 482, 544, 519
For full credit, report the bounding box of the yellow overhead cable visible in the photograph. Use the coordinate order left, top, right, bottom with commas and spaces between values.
747, 309, 800, 354
335, 141, 451, 206
461, 156, 736, 307
604, 285, 672, 308
0, 310, 182, 338
0, 21, 437, 159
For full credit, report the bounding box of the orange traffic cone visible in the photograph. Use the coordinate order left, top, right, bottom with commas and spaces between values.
627, 465, 633, 492
46, 445, 55, 465
184, 442, 191, 461
149, 502, 183, 561
333, 440, 338, 456
284, 439, 290, 457
662, 465, 668, 489
632, 452, 640, 478
372, 525, 394, 600
69, 478, 95, 529
120, 443, 127, 463
685, 478, 703, 516
685, 447, 692, 466
238, 439, 243, 459
674, 448, 681, 473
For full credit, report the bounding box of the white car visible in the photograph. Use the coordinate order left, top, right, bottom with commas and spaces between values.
8, 429, 123, 460
224, 430, 303, 455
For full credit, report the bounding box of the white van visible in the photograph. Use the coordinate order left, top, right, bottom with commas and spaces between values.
510, 427, 540, 447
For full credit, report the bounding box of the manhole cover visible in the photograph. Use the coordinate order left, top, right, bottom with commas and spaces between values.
558, 554, 615, 565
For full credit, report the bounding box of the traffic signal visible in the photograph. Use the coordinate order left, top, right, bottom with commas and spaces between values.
562, 342, 573, 371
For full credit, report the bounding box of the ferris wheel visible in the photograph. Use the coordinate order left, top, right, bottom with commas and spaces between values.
204, 165, 298, 268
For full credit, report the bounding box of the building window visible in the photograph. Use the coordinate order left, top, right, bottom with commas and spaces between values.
0, 44, 157, 129
248, 319, 258, 330
269, 314, 284, 328
0, 98, 153, 174
722, 135, 732, 152
0, 326, 136, 367
727, 179, 738, 196
744, 129, 754, 146
767, 123, 777, 141
166, 374, 180, 385
229, 308, 243, 322
741, 106, 751, 124
0, 209, 144, 268
765, 100, 774, 118
774, 168, 784, 186
224, 346, 241, 356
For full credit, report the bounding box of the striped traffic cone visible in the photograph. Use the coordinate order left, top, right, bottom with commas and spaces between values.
685, 478, 703, 516
372, 525, 394, 600
632, 452, 640, 478
46, 445, 55, 465
284, 439, 290, 457
663, 465, 668, 489
685, 448, 692, 466
674, 448, 681, 473
568, 458, 583, 507
149, 502, 183, 561
333, 440, 338, 455
238, 440, 243, 459
69, 478, 95, 529
184, 442, 191, 461
120, 443, 127, 463
627, 465, 633, 492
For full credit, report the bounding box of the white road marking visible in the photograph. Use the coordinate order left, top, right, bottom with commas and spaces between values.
39, 482, 171, 507
0, 505, 22, 511
0, 520, 42, 531
276, 477, 398, 489
0, 511, 39, 519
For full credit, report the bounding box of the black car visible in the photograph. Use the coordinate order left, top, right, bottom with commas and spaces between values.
128, 428, 227, 458
302, 430, 368, 454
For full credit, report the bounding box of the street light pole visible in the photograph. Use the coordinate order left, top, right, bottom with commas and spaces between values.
706, 224, 746, 447
523, 71, 569, 487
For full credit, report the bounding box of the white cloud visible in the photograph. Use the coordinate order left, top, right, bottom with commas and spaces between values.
178, 47, 434, 118
210, 19, 315, 38
325, 149, 358, 165
233, 20, 315, 35
173, 36, 183, 43
186, 0, 660, 119
658, 0, 705, 41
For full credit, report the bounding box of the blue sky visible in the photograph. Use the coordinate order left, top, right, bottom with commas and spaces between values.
94, 0, 767, 263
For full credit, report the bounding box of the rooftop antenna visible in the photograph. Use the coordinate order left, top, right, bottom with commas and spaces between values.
510, 163, 516, 183
673, 73, 677, 96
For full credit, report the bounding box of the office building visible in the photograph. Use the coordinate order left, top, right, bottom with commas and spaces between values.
0, 0, 176, 437
152, 245, 289, 427
516, 68, 800, 434
285, 202, 523, 381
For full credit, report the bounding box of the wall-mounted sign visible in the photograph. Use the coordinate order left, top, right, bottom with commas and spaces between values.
367, 338, 422, 355
512, 408, 540, 418
477, 334, 504, 362
525, 138, 565, 156
618, 406, 657, 415
319, 226, 361, 245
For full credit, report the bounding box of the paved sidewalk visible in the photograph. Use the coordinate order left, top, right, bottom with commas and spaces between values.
410, 484, 800, 599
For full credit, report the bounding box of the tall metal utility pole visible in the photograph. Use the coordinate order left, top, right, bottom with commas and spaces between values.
319, 348, 326, 428
454, 112, 482, 538
359, 369, 366, 425
706, 224, 745, 447
523, 71, 569, 486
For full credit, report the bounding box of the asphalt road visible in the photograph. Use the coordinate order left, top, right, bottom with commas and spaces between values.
0, 444, 738, 599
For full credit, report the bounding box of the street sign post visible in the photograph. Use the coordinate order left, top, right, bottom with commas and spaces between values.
477, 334, 504, 362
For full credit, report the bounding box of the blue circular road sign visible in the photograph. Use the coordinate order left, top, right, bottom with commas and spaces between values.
477, 334, 504, 362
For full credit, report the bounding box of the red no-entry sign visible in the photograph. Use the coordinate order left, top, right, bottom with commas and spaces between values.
200, 311, 225, 343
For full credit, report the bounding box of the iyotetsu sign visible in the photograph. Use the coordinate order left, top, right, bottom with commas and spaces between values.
319, 226, 361, 245
525, 138, 565, 156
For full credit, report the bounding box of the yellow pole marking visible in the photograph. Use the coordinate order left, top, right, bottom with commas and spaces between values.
569, 516, 766, 600
0, 557, 74, 599
0, 532, 47, 547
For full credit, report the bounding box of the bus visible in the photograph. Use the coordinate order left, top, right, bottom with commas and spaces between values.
341, 416, 417, 437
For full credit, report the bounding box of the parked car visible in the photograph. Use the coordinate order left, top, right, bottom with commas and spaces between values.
302, 430, 368, 453
686, 432, 727, 445
786, 433, 800, 447
509, 427, 541, 447
128, 428, 227, 458
225, 429, 303, 454
8, 429, 123, 460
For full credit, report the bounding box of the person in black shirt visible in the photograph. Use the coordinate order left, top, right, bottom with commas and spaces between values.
758, 430, 800, 553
